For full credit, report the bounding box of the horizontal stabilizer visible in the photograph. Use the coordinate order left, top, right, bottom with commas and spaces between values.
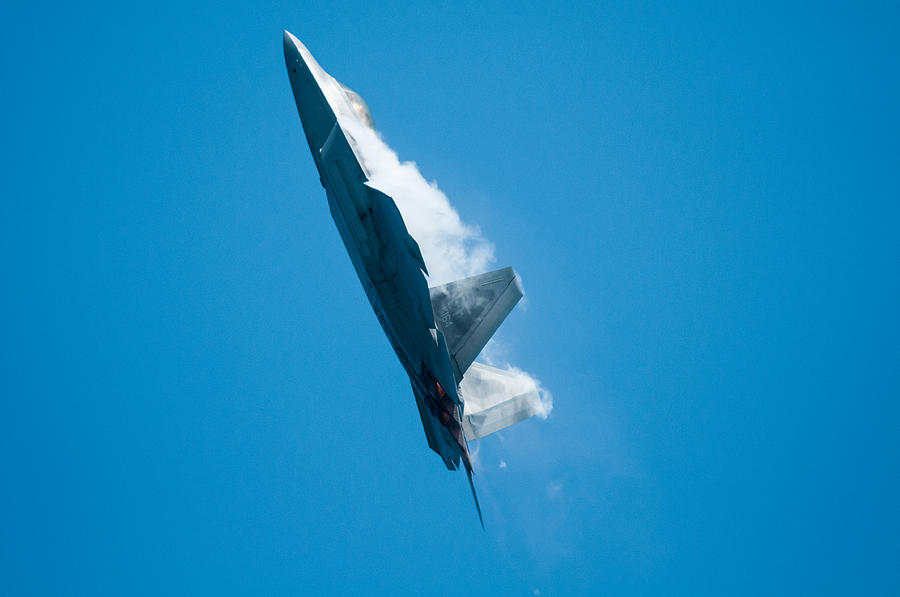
429, 267, 523, 381
459, 362, 545, 440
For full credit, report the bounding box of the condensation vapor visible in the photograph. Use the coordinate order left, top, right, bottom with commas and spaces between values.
340, 117, 493, 286
339, 115, 553, 420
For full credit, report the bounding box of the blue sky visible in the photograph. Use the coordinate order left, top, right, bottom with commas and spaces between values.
4, 1, 899, 595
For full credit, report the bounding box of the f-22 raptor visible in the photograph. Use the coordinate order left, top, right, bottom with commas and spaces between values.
283, 31, 543, 524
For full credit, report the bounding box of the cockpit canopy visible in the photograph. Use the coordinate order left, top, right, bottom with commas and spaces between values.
339, 83, 374, 129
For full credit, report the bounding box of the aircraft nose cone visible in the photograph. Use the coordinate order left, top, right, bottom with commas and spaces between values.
283, 30, 298, 58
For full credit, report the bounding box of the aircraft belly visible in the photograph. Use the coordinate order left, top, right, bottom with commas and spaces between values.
313, 116, 462, 464
326, 184, 428, 376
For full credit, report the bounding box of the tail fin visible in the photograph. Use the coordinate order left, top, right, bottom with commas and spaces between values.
429, 267, 523, 381
466, 466, 484, 529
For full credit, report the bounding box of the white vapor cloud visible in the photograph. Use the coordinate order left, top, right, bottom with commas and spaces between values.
479, 340, 554, 418
338, 113, 552, 425
340, 117, 494, 286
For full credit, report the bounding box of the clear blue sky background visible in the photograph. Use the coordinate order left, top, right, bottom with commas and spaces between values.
4, 2, 898, 595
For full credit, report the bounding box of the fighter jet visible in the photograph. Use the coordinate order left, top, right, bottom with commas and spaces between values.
283, 31, 544, 524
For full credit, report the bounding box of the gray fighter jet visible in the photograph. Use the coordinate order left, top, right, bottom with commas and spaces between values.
283, 31, 543, 524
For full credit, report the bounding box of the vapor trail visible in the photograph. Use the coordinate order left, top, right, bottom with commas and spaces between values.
339, 116, 553, 421
340, 117, 493, 286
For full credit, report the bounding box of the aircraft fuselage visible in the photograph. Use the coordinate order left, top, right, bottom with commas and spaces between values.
283, 31, 469, 471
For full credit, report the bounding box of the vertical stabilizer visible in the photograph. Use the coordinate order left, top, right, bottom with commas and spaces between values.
466, 467, 484, 529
